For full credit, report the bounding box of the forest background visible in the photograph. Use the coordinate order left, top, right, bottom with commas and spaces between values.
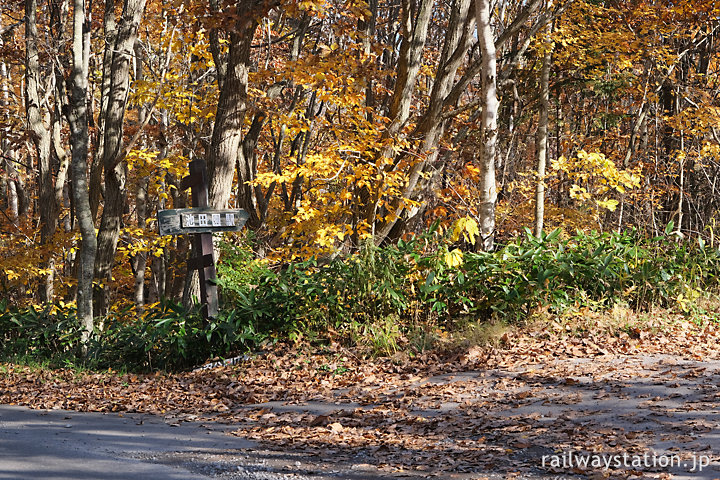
2, 0, 720, 369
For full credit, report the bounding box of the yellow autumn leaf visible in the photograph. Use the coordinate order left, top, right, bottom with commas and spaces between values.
451, 216, 479, 245
596, 198, 619, 211
444, 248, 464, 267
569, 184, 590, 200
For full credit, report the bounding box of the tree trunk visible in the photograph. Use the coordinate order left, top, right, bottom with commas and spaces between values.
5, 157, 19, 218
25, 0, 59, 301
534, 5, 552, 238
90, 0, 118, 220
387, 0, 434, 129
236, 112, 267, 228
207, 19, 258, 210
372, 0, 451, 243
0, 31, 22, 219
66, 0, 96, 342
94, 0, 147, 316
475, 0, 498, 251
132, 39, 149, 313
207, 0, 226, 90
0, 18, 11, 217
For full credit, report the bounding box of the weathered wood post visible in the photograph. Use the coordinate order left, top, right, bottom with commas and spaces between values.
157, 159, 249, 321
181, 160, 218, 320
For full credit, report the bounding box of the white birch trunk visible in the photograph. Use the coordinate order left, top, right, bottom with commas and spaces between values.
534, 2, 552, 238
475, 0, 498, 251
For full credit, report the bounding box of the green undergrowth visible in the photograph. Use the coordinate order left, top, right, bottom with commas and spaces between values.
2, 224, 720, 372
217, 224, 720, 347
0, 300, 265, 372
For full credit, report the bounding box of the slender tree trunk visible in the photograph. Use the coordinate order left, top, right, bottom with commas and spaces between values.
534, 5, 552, 238
387, 0, 434, 130
4, 153, 25, 218
52, 114, 70, 225
133, 179, 148, 311
373, 0, 467, 244
94, 0, 147, 316
133, 40, 148, 313
6, 161, 18, 218
0, 18, 11, 217
66, 0, 96, 342
236, 112, 266, 228
25, 0, 58, 302
0, 31, 20, 219
207, 0, 226, 90
89, 0, 118, 220
2, 30, 26, 218
475, 0, 498, 251
674, 132, 685, 237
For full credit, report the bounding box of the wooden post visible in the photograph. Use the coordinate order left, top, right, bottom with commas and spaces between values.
181, 159, 218, 320
158, 161, 248, 319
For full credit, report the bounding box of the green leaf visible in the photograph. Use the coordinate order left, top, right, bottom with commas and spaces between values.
546, 228, 561, 242
665, 221, 675, 235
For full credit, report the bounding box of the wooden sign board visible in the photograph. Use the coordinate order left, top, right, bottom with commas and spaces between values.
158, 208, 249, 236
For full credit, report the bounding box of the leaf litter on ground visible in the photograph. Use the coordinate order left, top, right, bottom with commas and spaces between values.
2, 314, 720, 478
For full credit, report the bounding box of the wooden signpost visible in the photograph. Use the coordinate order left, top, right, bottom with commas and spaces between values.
157, 159, 249, 320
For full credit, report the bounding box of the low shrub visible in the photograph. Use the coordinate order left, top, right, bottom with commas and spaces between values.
0, 302, 84, 360
88, 301, 266, 371
2, 224, 719, 371
0, 299, 266, 372
217, 225, 720, 344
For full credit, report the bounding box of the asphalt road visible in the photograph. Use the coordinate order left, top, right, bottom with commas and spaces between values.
0, 405, 412, 480
0, 405, 254, 479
